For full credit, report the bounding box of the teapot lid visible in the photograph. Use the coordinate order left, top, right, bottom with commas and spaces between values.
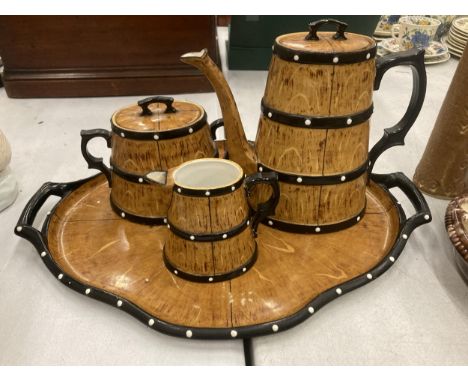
274, 19, 376, 65
111, 96, 206, 138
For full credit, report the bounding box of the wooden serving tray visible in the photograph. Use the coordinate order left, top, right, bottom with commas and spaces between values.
15, 171, 430, 340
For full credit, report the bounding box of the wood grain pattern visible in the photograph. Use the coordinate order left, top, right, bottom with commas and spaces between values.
256, 52, 375, 226
165, 183, 255, 277
110, 173, 173, 218
47, 174, 400, 328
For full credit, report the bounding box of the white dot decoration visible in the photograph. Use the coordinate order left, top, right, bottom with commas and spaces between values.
120, 132, 125, 138
297, 177, 303, 183
121, 212, 125, 218
186, 330, 193, 338
366, 273, 373, 280
222, 234, 228, 239
333, 56, 339, 63
190, 235, 195, 241
16, 226, 22, 232
85, 288, 91, 295
389, 256, 395, 262
230, 330, 238, 338
308, 306, 315, 314
231, 186, 236, 191
272, 45, 274, 51
208, 277, 214, 282
336, 288, 342, 295
402, 234, 408, 240
189, 128, 194, 134
242, 267, 247, 272
305, 119, 311, 126
138, 178, 143, 183
153, 134, 159, 140
272, 324, 279, 332
293, 55, 299, 61
40, 251, 47, 258
357, 216, 361, 222
47, 211, 52, 215
167, 224, 170, 229
117, 300, 123, 307
148, 319, 155, 326
205, 191, 211, 196
164, 218, 168, 224
268, 112, 272, 118
246, 220, 250, 226
366, 52, 371, 59
259, 166, 263, 172
315, 227, 321, 233
346, 118, 352, 125
424, 214, 430, 220
177, 188, 182, 193
58, 274, 63, 280
268, 220, 273, 226
174, 270, 178, 275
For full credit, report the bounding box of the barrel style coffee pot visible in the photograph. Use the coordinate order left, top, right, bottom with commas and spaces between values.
80, 96, 224, 224
182, 19, 426, 233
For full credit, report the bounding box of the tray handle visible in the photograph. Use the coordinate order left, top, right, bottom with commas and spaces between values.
369, 48, 426, 174
371, 172, 431, 235
14, 181, 74, 251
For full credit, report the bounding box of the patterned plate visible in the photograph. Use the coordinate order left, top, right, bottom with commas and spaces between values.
380, 38, 449, 58
453, 17, 468, 35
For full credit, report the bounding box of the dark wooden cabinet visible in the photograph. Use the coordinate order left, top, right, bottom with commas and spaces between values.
0, 16, 220, 98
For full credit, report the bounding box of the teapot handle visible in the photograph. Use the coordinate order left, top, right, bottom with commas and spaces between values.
368, 48, 426, 174
80, 129, 113, 185
244, 172, 280, 237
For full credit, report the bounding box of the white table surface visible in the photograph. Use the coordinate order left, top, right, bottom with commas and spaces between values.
0, 27, 467, 365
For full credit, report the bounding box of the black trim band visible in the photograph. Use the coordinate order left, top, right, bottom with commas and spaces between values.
167, 216, 250, 242
174, 175, 245, 197
261, 99, 373, 129
258, 161, 368, 186
273, 41, 377, 65
111, 111, 208, 141
163, 244, 258, 283
110, 197, 166, 225
262, 206, 366, 234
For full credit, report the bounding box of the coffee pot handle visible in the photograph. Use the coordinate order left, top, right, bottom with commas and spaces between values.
369, 48, 426, 174
244, 172, 280, 237
80, 129, 113, 185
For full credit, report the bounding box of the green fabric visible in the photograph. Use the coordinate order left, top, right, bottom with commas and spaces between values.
228, 16, 380, 70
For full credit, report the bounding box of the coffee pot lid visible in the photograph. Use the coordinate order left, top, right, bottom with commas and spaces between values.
112, 96, 206, 134
274, 19, 376, 65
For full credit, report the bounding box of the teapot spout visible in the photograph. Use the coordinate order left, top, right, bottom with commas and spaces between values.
181, 49, 257, 174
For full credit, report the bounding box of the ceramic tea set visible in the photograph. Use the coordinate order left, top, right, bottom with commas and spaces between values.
15, 19, 432, 345
80, 18, 427, 266
376, 15, 453, 65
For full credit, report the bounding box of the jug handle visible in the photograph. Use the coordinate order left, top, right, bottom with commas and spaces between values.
80, 129, 112, 185
368, 48, 426, 174
209, 118, 224, 140
245, 172, 280, 237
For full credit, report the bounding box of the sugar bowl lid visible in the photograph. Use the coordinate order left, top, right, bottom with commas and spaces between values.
111, 96, 207, 140
273, 19, 377, 65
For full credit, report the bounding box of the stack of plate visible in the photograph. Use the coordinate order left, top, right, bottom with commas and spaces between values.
445, 17, 468, 58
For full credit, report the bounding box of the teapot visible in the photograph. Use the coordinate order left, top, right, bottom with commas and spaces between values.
181, 19, 426, 233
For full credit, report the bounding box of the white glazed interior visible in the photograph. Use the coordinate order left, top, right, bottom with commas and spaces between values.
173, 158, 243, 190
